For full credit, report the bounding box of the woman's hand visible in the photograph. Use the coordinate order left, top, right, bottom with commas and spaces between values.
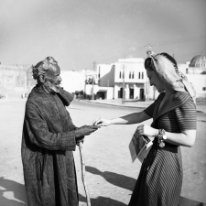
135, 124, 158, 140
93, 118, 112, 127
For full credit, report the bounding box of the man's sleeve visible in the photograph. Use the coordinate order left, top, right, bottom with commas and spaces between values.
57, 88, 74, 106
25, 102, 76, 151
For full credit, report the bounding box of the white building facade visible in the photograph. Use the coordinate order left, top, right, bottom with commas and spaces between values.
1, 55, 205, 100
84, 55, 206, 100
94, 58, 155, 100
178, 56, 206, 98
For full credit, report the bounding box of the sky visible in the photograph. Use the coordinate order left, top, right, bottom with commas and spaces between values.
0, 0, 205, 70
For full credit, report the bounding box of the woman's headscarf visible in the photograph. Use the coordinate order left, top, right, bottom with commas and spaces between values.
145, 52, 196, 103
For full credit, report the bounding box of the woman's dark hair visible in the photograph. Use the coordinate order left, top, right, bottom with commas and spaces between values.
144, 57, 155, 71
144, 52, 178, 72
159, 53, 178, 72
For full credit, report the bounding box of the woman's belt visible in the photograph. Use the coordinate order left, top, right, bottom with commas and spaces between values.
153, 139, 178, 153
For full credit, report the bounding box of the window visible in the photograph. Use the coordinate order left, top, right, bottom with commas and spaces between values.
119, 72, 121, 79
203, 87, 206, 91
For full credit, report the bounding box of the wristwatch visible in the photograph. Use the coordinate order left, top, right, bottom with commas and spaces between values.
157, 129, 167, 148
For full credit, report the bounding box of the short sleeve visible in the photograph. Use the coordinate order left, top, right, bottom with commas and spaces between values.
175, 98, 197, 131
144, 93, 165, 117
144, 102, 155, 117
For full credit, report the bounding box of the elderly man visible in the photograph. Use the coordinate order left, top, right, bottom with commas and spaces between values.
21, 56, 98, 206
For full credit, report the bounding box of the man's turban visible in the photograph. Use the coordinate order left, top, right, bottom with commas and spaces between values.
32, 56, 60, 80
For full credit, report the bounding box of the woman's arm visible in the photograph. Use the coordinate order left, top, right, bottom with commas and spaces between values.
136, 124, 196, 147
163, 129, 196, 147
94, 111, 151, 126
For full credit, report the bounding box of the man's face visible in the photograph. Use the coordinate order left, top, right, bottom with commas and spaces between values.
45, 65, 62, 86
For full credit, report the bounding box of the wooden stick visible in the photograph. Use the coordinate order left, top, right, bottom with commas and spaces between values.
78, 142, 91, 206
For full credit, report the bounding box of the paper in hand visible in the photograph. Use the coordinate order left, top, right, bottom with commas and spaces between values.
129, 132, 153, 163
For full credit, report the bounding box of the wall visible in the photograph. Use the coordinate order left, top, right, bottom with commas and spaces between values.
97, 64, 114, 87
0, 65, 29, 98
187, 74, 206, 97
61, 70, 86, 93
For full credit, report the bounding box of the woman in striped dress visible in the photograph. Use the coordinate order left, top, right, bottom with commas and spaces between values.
94, 52, 197, 206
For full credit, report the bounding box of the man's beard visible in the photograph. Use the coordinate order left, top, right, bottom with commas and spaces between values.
43, 79, 61, 93
45, 76, 61, 86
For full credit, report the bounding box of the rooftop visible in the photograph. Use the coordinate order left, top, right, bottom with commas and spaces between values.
189, 55, 206, 68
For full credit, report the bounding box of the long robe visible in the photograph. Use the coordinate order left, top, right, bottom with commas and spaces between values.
21, 85, 79, 206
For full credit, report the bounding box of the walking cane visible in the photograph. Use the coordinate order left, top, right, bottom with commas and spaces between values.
78, 141, 91, 206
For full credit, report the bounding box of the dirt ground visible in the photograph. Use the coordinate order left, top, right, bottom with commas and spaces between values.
0, 99, 205, 206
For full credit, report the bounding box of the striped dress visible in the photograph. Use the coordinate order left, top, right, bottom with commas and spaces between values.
128, 91, 196, 206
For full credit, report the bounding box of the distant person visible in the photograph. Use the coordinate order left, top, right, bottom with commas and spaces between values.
94, 52, 197, 206
21, 56, 98, 206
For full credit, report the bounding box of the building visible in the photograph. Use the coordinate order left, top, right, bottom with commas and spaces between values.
0, 62, 94, 99
178, 55, 206, 98
1, 54, 205, 100
0, 64, 34, 98
85, 55, 206, 100
187, 55, 206, 98
85, 57, 155, 100
61, 70, 85, 93
61, 69, 98, 99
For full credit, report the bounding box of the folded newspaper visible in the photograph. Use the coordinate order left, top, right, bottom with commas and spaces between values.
129, 132, 153, 163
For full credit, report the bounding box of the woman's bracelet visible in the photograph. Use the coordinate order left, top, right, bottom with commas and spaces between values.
157, 129, 167, 148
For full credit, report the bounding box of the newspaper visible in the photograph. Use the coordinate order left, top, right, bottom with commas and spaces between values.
129, 132, 153, 163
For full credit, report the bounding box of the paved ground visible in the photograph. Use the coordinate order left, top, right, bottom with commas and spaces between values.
0, 98, 205, 206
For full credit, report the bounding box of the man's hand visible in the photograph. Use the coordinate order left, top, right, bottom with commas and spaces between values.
75, 136, 85, 145
75, 125, 99, 138
93, 118, 112, 127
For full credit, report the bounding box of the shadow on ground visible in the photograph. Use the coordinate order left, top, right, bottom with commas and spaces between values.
179, 197, 206, 206
0, 177, 26, 206
85, 166, 206, 206
86, 166, 136, 191
1, 175, 205, 206
79, 194, 126, 206
0, 176, 126, 206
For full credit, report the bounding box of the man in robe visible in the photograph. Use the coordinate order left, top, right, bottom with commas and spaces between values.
21, 56, 98, 206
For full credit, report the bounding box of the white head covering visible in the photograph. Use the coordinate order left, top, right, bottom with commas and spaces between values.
146, 53, 196, 103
